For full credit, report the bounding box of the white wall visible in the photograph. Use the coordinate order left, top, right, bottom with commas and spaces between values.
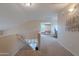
58, 4, 79, 55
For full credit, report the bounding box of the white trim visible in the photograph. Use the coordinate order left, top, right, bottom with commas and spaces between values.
0, 53, 9, 56
57, 40, 75, 56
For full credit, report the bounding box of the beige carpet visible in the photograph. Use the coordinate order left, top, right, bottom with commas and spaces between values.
16, 35, 73, 56
16, 46, 41, 56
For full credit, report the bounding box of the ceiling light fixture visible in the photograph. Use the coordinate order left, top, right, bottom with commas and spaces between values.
25, 3, 31, 7
68, 8, 74, 12
68, 4, 76, 12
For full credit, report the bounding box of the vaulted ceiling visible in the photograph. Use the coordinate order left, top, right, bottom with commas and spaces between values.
0, 3, 69, 30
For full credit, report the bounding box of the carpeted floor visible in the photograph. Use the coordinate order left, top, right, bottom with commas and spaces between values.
16, 35, 73, 56
15, 45, 41, 56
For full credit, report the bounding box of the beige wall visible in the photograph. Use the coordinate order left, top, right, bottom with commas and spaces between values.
58, 4, 79, 55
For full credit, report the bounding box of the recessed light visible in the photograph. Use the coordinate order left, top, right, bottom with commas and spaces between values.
25, 3, 31, 7
68, 4, 76, 12
68, 8, 74, 12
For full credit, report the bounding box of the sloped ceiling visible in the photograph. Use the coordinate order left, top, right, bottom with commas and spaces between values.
0, 3, 69, 30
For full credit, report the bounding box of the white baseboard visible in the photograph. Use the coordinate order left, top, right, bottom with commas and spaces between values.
57, 40, 75, 56
0, 53, 9, 56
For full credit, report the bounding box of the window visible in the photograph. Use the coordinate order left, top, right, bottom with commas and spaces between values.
40, 23, 51, 34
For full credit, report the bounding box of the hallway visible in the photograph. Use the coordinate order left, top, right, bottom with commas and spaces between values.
40, 35, 73, 56
16, 35, 73, 56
